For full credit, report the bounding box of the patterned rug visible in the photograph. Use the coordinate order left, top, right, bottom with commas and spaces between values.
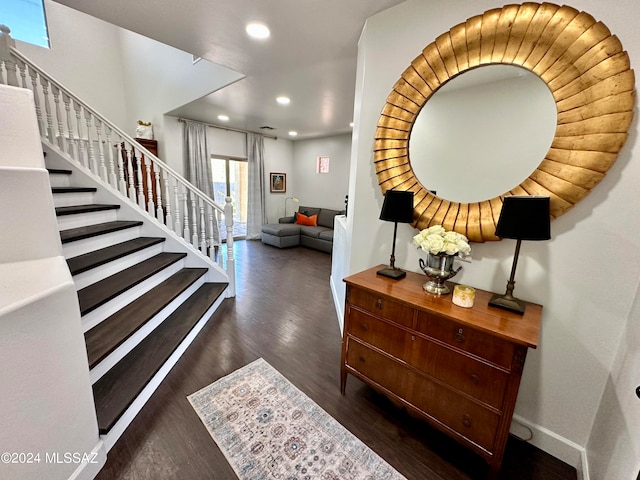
188, 358, 406, 480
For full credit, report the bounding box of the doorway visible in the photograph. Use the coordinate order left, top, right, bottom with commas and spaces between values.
211, 156, 248, 240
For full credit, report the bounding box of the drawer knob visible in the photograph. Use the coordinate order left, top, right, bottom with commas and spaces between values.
470, 374, 480, 385
455, 328, 465, 343
359, 323, 369, 331
375, 298, 383, 309
462, 414, 472, 428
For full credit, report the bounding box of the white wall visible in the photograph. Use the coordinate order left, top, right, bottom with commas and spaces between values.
117, 30, 243, 140
0, 85, 104, 480
350, 1, 640, 477
291, 133, 351, 211
16, 0, 129, 129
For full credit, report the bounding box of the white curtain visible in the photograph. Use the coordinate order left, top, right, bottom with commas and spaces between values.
184, 121, 220, 245
246, 132, 266, 240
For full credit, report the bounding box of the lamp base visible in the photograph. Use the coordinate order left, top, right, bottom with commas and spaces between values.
488, 293, 526, 315
376, 266, 406, 279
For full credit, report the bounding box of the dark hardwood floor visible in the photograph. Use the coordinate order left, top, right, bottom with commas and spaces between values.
96, 240, 577, 480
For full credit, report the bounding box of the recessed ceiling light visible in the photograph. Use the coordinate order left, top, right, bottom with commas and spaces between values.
288, 131, 298, 137
276, 96, 291, 105
218, 114, 229, 122
246, 22, 270, 40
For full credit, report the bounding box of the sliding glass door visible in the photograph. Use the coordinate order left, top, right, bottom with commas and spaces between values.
211, 157, 248, 240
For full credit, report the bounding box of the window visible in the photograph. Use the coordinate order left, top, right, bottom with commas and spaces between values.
211, 156, 248, 240
0, 0, 50, 48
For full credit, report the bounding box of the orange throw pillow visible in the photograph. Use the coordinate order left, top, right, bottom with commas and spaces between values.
295, 212, 318, 226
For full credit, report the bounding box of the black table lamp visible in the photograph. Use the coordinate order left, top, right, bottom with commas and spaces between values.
489, 196, 551, 314
377, 190, 414, 279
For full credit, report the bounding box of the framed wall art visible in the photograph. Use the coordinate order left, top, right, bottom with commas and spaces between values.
270, 172, 286, 193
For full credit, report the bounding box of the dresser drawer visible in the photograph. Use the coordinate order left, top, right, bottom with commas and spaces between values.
404, 368, 500, 452
348, 309, 412, 362
409, 336, 508, 409
349, 286, 414, 328
345, 339, 409, 398
415, 311, 514, 368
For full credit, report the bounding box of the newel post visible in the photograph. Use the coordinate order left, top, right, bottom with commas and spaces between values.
224, 197, 236, 297
0, 25, 19, 86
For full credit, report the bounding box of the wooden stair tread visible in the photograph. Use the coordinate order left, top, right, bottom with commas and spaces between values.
67, 237, 166, 275
77, 252, 187, 315
85, 268, 208, 368
52, 186, 97, 193
93, 282, 227, 433
60, 220, 143, 244
55, 204, 120, 216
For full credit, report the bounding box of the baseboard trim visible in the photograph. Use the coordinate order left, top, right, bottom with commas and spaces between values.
68, 439, 106, 480
329, 275, 344, 333
511, 414, 589, 480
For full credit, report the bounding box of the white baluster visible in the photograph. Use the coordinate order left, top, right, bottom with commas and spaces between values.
134, 147, 145, 208
3, 58, 18, 86
144, 155, 154, 213
84, 110, 97, 173
17, 59, 27, 89
28, 67, 44, 137
105, 127, 118, 188
191, 197, 198, 247
116, 141, 127, 196
40, 77, 55, 144
164, 176, 173, 231
124, 143, 136, 200
154, 168, 164, 221
199, 200, 207, 254
173, 183, 181, 234
208, 206, 216, 261
51, 85, 65, 151
73, 100, 86, 167
183, 189, 191, 242
63, 92, 74, 158
95, 119, 107, 181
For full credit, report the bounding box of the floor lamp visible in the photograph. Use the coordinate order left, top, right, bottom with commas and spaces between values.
377, 190, 414, 279
489, 196, 551, 314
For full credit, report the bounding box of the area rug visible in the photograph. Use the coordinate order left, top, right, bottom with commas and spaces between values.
188, 358, 406, 480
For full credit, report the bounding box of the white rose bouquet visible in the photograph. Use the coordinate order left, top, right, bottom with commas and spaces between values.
412, 225, 471, 258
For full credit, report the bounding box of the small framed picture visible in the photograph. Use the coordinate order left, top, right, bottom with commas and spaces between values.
317, 156, 330, 174
270, 172, 286, 193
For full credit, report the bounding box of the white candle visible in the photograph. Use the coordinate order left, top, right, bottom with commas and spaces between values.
453, 285, 475, 308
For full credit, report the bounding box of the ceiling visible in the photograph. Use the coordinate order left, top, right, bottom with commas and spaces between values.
53, 0, 405, 140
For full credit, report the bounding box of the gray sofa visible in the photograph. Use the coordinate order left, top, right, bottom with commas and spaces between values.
261, 206, 344, 253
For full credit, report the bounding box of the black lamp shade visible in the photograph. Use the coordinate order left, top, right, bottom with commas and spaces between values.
379, 190, 414, 223
495, 196, 551, 241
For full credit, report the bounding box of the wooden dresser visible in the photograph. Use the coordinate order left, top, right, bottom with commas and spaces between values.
340, 265, 542, 475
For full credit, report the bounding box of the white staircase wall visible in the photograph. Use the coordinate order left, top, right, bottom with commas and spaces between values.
0, 85, 105, 479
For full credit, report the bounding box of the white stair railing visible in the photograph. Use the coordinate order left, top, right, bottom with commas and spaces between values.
0, 26, 236, 296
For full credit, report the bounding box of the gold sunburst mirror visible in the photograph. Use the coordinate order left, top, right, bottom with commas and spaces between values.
374, 3, 635, 242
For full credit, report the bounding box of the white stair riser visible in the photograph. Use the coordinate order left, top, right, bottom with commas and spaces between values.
62, 226, 143, 258
57, 209, 119, 230
72, 244, 165, 291
101, 291, 225, 452
81, 259, 185, 333
48, 173, 71, 187
89, 276, 207, 384
53, 191, 95, 207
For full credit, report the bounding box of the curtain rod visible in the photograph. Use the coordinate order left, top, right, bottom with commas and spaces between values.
177, 117, 278, 140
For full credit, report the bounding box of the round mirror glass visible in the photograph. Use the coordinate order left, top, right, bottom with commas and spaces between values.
409, 65, 557, 204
